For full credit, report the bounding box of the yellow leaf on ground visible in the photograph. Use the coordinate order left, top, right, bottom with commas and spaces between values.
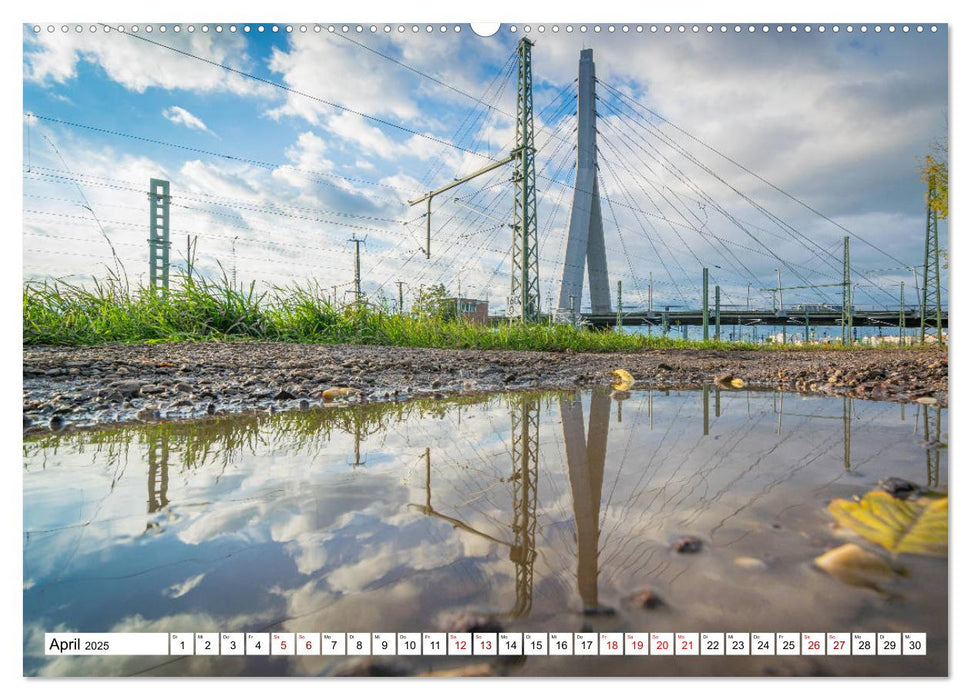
322, 387, 361, 401
814, 543, 896, 591
611, 368, 634, 391
828, 490, 947, 557
730, 378, 746, 388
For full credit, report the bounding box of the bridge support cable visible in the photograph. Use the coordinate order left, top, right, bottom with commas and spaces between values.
596, 106, 782, 294
597, 81, 900, 307
595, 146, 693, 308
596, 80, 914, 272
596, 123, 759, 301
597, 102, 844, 305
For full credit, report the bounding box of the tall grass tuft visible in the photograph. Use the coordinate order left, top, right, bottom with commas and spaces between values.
24, 275, 864, 353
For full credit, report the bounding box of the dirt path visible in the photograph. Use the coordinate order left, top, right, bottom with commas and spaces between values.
23, 342, 948, 432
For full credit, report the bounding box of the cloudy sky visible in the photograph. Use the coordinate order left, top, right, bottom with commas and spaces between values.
22, 22, 947, 313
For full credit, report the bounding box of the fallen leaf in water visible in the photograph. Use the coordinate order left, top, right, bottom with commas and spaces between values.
611, 368, 635, 391
828, 490, 947, 557
814, 543, 896, 591
321, 387, 362, 401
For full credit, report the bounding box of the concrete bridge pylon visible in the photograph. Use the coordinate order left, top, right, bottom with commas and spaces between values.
557, 49, 612, 318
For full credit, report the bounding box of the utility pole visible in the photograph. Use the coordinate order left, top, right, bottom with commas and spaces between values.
397, 280, 405, 316
714, 285, 721, 341
777, 269, 783, 315
349, 235, 365, 305
648, 271, 653, 314
899, 281, 905, 347
842, 236, 852, 345
148, 178, 170, 293
231, 235, 239, 290
616, 280, 622, 331
702, 267, 709, 341
510, 37, 540, 322
920, 174, 943, 345
184, 234, 197, 280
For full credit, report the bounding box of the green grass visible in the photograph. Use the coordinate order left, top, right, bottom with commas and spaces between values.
23, 276, 918, 353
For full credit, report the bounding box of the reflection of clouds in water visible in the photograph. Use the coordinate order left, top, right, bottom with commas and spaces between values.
23, 393, 947, 676
163, 573, 206, 599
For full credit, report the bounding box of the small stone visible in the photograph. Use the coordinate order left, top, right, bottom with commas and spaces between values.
175, 382, 193, 394
878, 477, 924, 500
503, 373, 516, 383
299, 399, 310, 410
135, 406, 159, 422
672, 535, 703, 554
273, 389, 296, 401
111, 380, 143, 398
734, 556, 768, 571
627, 588, 663, 609
48, 415, 65, 431
206, 403, 216, 415
420, 663, 497, 677
431, 379, 442, 389
167, 398, 193, 409
582, 605, 617, 616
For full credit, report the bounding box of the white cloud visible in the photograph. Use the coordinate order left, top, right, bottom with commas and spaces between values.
23, 26, 271, 97
163, 106, 213, 134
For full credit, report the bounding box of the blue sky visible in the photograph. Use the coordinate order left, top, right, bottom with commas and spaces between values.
22, 22, 948, 313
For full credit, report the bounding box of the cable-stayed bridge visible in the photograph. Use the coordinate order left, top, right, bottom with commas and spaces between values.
22, 30, 947, 342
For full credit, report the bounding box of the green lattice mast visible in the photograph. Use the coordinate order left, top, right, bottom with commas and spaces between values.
920, 174, 943, 345
509, 37, 540, 322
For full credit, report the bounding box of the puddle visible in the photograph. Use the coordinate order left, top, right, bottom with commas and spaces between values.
23, 389, 947, 676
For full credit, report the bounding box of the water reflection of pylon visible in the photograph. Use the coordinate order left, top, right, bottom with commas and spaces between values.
923, 404, 941, 488
409, 394, 540, 619
509, 394, 539, 618
843, 396, 852, 472
147, 433, 170, 514
559, 390, 609, 611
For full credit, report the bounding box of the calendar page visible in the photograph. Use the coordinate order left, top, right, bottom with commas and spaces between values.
21, 6, 950, 686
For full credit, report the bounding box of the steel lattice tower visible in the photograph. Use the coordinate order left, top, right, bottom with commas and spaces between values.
841, 236, 852, 345
509, 38, 540, 322
920, 175, 943, 345
509, 393, 539, 618
148, 178, 170, 292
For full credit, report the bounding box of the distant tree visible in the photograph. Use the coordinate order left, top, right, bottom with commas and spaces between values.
413, 283, 457, 321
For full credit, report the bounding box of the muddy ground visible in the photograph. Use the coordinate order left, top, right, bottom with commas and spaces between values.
23, 342, 948, 433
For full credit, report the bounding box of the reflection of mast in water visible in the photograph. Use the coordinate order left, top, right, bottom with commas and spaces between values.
147, 433, 170, 520
509, 394, 539, 618
703, 385, 710, 436
923, 404, 941, 488
559, 391, 609, 611
843, 396, 852, 472
409, 394, 540, 619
